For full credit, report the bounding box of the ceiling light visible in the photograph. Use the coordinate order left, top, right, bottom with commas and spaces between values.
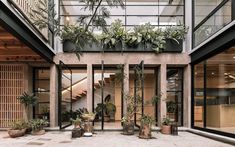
66, 16, 70, 21
233, 56, 235, 59
211, 72, 215, 75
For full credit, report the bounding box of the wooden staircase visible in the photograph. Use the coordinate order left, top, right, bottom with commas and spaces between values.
71, 74, 116, 102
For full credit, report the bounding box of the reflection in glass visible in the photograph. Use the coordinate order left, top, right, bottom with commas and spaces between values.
194, 0, 231, 47
167, 68, 183, 126
205, 47, 235, 134
194, 62, 204, 128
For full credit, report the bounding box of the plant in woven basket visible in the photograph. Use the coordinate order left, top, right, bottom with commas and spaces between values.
29, 119, 48, 135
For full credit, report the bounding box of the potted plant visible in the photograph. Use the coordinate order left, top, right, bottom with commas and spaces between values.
30, 119, 48, 135
8, 120, 28, 138
71, 117, 83, 138
122, 94, 142, 135
167, 101, 177, 121
161, 117, 171, 134
81, 111, 96, 137
95, 95, 116, 122
139, 114, 154, 139
164, 25, 188, 52
17, 92, 38, 121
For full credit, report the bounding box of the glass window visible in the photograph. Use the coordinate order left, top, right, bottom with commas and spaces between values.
193, 46, 235, 135
194, 62, 204, 128
194, 0, 223, 26
34, 69, 50, 122
205, 47, 235, 134
193, 0, 232, 47
167, 68, 183, 126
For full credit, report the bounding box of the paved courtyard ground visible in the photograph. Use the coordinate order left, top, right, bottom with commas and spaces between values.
0, 131, 233, 147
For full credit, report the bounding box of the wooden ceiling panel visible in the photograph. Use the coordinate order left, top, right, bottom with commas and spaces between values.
0, 26, 45, 62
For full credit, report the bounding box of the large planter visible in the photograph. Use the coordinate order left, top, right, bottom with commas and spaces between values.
164, 38, 183, 52
63, 40, 76, 52
72, 128, 84, 138
104, 114, 110, 122
31, 129, 46, 135
123, 121, 134, 135
161, 125, 171, 134
139, 123, 151, 139
8, 129, 26, 138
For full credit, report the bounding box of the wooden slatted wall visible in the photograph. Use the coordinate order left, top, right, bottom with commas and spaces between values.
0, 64, 25, 128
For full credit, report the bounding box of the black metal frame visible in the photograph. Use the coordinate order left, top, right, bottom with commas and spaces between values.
192, 0, 233, 48
92, 63, 125, 130
58, 61, 73, 129
59, 0, 185, 27
166, 67, 184, 126
32, 67, 50, 119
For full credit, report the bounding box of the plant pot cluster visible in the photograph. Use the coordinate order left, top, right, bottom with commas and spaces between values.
8, 119, 48, 138
71, 112, 96, 138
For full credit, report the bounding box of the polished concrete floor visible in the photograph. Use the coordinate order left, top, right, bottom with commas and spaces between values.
0, 131, 233, 147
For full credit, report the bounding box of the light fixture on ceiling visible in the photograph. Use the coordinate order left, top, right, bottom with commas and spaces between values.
211, 72, 215, 75
66, 16, 70, 21
233, 56, 235, 59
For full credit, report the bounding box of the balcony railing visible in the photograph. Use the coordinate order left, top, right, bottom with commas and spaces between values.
9, 0, 49, 41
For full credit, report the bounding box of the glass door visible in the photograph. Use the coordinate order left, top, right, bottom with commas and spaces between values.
134, 61, 144, 128
93, 61, 124, 130
58, 61, 73, 129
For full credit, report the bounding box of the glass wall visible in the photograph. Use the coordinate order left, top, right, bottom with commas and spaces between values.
33, 68, 50, 122
193, 0, 232, 47
166, 68, 183, 126
60, 0, 184, 29
193, 46, 235, 136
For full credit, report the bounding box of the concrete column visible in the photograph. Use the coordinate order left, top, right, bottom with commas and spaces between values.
123, 63, 129, 115
87, 64, 93, 112
184, 65, 191, 127
50, 64, 58, 127
159, 64, 167, 126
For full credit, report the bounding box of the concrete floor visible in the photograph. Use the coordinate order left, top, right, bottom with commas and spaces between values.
0, 131, 233, 147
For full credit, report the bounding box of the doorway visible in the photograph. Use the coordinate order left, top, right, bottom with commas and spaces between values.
92, 62, 124, 130
129, 62, 159, 128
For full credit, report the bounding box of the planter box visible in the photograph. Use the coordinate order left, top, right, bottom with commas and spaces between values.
164, 39, 183, 52
8, 129, 26, 138
62, 39, 183, 53
63, 40, 76, 52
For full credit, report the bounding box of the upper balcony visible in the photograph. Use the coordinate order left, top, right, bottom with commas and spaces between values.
59, 0, 186, 53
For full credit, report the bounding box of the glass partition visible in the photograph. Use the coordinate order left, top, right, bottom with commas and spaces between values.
193, 46, 235, 136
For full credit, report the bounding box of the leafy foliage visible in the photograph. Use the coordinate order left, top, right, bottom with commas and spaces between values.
17, 92, 38, 108
29, 119, 48, 131
71, 118, 82, 128
95, 95, 116, 117
140, 114, 154, 125
162, 117, 171, 126
99, 19, 126, 49
164, 25, 189, 44
166, 101, 177, 113
10, 120, 28, 130
30, 0, 59, 35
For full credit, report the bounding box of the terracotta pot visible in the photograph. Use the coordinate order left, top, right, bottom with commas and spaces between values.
161, 125, 171, 134
31, 129, 46, 135
103, 115, 110, 122
139, 123, 151, 139
8, 129, 26, 138
123, 121, 134, 135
